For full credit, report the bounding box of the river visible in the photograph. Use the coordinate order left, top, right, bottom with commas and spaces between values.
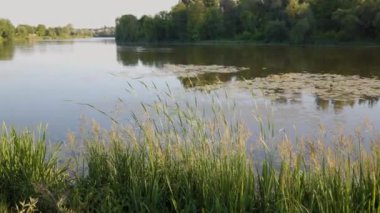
1, 38, 380, 142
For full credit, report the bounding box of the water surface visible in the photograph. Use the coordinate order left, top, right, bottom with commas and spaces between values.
1, 38, 380, 141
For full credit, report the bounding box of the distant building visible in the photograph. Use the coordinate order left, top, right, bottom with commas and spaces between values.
92, 27, 115, 37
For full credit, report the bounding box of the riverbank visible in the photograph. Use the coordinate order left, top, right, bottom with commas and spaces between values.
1, 114, 379, 212
5, 35, 379, 47
12, 35, 93, 42
116, 38, 380, 47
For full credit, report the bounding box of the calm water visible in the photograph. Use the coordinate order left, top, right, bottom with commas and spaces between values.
1, 38, 380, 141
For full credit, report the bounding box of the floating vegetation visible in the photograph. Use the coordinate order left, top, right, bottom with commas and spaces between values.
245, 73, 380, 102
185, 72, 380, 104
118, 64, 380, 105
163, 64, 249, 77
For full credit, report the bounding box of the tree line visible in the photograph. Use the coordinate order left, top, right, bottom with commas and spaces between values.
115, 0, 380, 44
0, 19, 92, 42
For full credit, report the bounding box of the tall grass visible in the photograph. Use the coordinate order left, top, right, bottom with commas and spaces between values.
0, 126, 67, 212
1, 88, 380, 212
68, 103, 253, 212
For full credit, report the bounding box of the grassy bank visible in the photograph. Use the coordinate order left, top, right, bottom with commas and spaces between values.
0, 110, 380, 212
0, 80, 379, 212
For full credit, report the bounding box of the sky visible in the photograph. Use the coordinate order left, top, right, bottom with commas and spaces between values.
0, 0, 178, 28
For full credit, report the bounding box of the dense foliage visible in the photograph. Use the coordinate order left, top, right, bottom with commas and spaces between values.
116, 0, 380, 43
0, 19, 15, 42
0, 20, 92, 42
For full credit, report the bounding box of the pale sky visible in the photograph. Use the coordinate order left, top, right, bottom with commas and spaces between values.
0, 0, 178, 28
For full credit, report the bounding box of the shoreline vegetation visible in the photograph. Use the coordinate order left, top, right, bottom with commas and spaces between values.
0, 19, 115, 44
0, 20, 92, 43
115, 0, 380, 45
115, 39, 380, 47
1, 89, 380, 212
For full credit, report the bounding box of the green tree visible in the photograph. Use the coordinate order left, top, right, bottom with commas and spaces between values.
265, 20, 288, 42
15, 25, 29, 38
333, 9, 361, 40
46, 27, 57, 38
202, 8, 224, 39
18, 25, 35, 35
0, 19, 15, 41
62, 24, 74, 37
181, 0, 195, 5
116, 15, 140, 42
171, 2, 188, 41
203, 0, 219, 8
139, 15, 155, 41
113, 0, 380, 44
356, 0, 380, 39
36, 24, 46, 37
374, 12, 380, 39
54, 27, 64, 37
222, 2, 241, 38
239, 0, 270, 38
240, 10, 256, 34
220, 0, 236, 11
187, 0, 206, 41
286, 0, 313, 43
309, 0, 342, 33
152, 12, 172, 41
289, 18, 312, 43
286, 0, 310, 19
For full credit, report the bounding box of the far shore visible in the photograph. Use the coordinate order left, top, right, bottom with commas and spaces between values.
115, 39, 380, 47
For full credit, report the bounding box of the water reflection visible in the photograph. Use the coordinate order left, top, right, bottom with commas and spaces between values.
359, 97, 379, 107
179, 73, 237, 88
0, 39, 379, 141
117, 47, 139, 66
0, 42, 15, 60
117, 45, 380, 111
117, 45, 380, 77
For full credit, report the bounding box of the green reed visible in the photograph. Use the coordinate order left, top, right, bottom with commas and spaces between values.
0, 126, 67, 212
1, 83, 380, 212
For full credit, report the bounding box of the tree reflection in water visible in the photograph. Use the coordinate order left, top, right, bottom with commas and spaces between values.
0, 42, 14, 61
116, 45, 380, 111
